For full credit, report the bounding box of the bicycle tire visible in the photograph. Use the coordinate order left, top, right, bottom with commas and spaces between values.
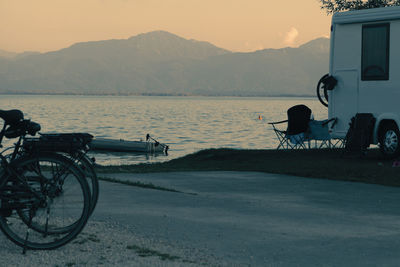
16, 152, 91, 235
8, 148, 99, 216
0, 152, 91, 250
69, 152, 99, 216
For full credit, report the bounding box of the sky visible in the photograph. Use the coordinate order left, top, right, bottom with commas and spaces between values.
0, 0, 332, 53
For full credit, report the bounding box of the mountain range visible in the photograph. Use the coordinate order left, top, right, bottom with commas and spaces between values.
0, 31, 329, 96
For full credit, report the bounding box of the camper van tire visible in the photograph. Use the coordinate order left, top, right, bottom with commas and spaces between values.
379, 122, 400, 159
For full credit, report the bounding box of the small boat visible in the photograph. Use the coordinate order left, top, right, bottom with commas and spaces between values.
89, 134, 168, 154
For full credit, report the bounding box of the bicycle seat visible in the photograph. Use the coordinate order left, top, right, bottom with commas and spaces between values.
0, 109, 24, 125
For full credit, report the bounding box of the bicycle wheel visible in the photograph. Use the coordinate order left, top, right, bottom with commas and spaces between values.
70, 152, 99, 216
16, 153, 91, 235
8, 148, 98, 216
15, 152, 91, 235
0, 153, 91, 250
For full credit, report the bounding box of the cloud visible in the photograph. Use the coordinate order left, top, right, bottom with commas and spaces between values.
283, 27, 299, 47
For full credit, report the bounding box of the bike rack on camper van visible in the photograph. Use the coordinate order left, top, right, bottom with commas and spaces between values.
317, 6, 400, 158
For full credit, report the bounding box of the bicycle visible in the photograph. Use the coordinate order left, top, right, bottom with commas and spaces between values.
22, 133, 99, 216
3, 125, 99, 233
0, 109, 91, 252
2, 125, 99, 217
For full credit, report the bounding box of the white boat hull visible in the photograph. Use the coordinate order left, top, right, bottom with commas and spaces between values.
89, 138, 166, 153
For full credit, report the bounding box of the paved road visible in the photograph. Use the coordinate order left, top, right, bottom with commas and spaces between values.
92, 171, 400, 266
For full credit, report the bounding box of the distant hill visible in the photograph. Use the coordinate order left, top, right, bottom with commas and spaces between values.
0, 31, 329, 96
187, 38, 329, 96
0, 49, 18, 59
0, 49, 40, 60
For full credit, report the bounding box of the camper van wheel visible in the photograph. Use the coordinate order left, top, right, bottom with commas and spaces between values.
379, 123, 400, 158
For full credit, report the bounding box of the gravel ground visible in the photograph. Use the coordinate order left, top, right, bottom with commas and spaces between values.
0, 220, 221, 266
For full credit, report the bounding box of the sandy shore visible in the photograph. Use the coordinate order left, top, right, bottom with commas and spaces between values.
2, 171, 400, 266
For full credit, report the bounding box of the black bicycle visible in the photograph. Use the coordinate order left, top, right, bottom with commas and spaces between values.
22, 133, 99, 216
0, 110, 91, 252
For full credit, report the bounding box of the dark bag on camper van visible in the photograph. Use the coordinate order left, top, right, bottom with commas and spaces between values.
344, 113, 376, 155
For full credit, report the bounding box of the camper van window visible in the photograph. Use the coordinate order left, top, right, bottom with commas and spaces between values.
361, 23, 390, 81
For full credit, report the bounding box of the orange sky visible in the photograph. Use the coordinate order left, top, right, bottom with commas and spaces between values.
0, 0, 332, 53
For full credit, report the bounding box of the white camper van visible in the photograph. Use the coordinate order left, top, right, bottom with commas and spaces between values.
319, 6, 400, 157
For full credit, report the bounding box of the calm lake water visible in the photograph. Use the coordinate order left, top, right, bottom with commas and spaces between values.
0, 95, 328, 165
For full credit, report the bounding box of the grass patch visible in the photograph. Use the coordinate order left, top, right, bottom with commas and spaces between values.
96, 148, 400, 187
73, 239, 87, 245
73, 234, 100, 244
126, 245, 180, 261
87, 234, 101, 243
98, 176, 187, 194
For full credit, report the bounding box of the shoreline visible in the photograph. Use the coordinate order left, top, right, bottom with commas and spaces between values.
95, 148, 400, 187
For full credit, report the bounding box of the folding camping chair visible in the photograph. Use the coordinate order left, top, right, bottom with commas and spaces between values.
268, 104, 312, 149
269, 105, 339, 150
308, 118, 340, 149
